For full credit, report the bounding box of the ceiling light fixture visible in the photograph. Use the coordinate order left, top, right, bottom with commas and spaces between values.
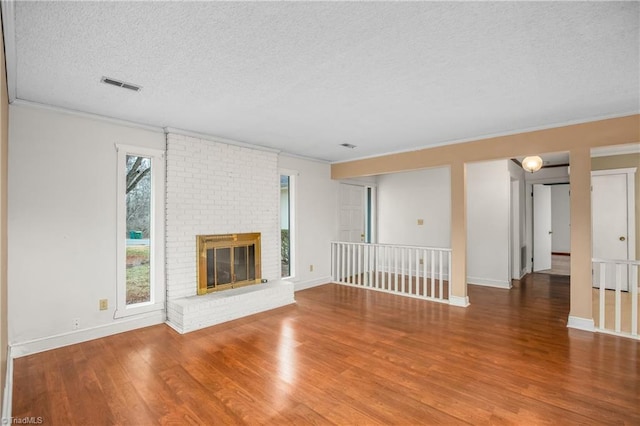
340, 143, 357, 149
522, 155, 543, 173
100, 76, 142, 92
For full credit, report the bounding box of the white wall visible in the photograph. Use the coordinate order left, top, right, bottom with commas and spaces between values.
8, 105, 166, 353
551, 184, 571, 253
377, 167, 451, 248
376, 162, 511, 288
278, 155, 339, 290
467, 160, 511, 288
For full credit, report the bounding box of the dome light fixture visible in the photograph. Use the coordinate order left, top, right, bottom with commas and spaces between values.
522, 155, 543, 173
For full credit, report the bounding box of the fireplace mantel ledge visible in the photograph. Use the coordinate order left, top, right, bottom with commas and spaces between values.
166, 280, 295, 334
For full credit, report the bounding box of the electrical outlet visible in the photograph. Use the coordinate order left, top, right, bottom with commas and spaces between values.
72, 318, 80, 330
99, 299, 108, 310
417, 219, 424, 225
309, 264, 314, 272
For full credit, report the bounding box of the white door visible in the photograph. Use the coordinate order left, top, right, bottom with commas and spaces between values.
533, 184, 552, 272
339, 184, 365, 242
592, 173, 630, 290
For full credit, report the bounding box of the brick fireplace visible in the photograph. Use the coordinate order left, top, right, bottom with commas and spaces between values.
164, 132, 295, 333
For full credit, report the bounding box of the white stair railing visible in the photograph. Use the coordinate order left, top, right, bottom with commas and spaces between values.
592, 258, 639, 339
331, 242, 451, 303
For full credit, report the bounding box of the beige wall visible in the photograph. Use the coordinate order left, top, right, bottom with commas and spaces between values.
592, 153, 640, 258
0, 11, 8, 405
332, 116, 639, 179
332, 115, 640, 325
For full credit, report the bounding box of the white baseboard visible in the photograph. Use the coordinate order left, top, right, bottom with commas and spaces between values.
1, 346, 12, 424
468, 277, 512, 289
294, 276, 331, 292
567, 315, 595, 332
11, 310, 165, 358
512, 269, 527, 280
449, 295, 470, 307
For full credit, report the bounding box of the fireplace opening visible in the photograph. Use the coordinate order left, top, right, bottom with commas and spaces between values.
197, 233, 261, 295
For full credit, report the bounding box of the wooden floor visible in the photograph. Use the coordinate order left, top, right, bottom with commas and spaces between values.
537, 254, 571, 276
13, 274, 640, 425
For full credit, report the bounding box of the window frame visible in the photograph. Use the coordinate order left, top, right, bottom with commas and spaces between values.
280, 169, 297, 279
115, 144, 166, 318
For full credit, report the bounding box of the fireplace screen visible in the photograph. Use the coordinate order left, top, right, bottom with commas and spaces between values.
197, 233, 261, 294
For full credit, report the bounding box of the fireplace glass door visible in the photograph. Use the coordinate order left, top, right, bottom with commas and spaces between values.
198, 233, 261, 294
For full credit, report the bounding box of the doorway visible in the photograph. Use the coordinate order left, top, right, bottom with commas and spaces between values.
532, 183, 571, 275
339, 183, 376, 243
592, 168, 636, 290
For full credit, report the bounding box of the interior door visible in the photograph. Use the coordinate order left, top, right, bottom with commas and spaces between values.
592, 173, 629, 290
339, 184, 365, 242
533, 184, 552, 272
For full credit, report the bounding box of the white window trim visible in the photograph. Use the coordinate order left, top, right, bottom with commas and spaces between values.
280, 169, 298, 279
115, 144, 166, 318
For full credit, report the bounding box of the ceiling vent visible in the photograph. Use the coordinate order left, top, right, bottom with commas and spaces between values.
340, 143, 357, 149
100, 76, 142, 92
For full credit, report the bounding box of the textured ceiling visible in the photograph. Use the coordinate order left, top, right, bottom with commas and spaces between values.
8, 2, 640, 162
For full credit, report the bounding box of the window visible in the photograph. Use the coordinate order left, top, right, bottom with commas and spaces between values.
280, 172, 296, 278
116, 145, 165, 318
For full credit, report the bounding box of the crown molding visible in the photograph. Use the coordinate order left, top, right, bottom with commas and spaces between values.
11, 99, 165, 133
278, 151, 331, 164
164, 127, 281, 154
331, 111, 640, 165
591, 143, 640, 158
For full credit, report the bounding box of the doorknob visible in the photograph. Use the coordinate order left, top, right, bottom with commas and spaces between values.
548, 231, 553, 235
620, 236, 626, 241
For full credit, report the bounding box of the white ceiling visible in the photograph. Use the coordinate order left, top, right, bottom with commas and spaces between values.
6, 1, 639, 162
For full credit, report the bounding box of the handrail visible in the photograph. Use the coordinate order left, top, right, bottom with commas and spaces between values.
330, 241, 452, 252
592, 258, 640, 265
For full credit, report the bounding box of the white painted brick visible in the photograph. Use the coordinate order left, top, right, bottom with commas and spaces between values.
165, 133, 282, 328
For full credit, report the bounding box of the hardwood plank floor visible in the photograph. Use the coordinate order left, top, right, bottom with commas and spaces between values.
13, 274, 640, 425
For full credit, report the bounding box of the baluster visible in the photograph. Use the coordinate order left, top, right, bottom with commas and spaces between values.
414, 249, 419, 295
374, 245, 379, 289
631, 264, 638, 337
330, 243, 334, 281
394, 247, 399, 292
340, 243, 343, 282
615, 263, 623, 333
368, 245, 371, 287
401, 248, 406, 294
438, 251, 444, 300
356, 244, 361, 286
599, 262, 606, 330
447, 251, 452, 300
347, 244, 352, 284
380, 246, 389, 289
430, 250, 435, 298
423, 249, 427, 297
